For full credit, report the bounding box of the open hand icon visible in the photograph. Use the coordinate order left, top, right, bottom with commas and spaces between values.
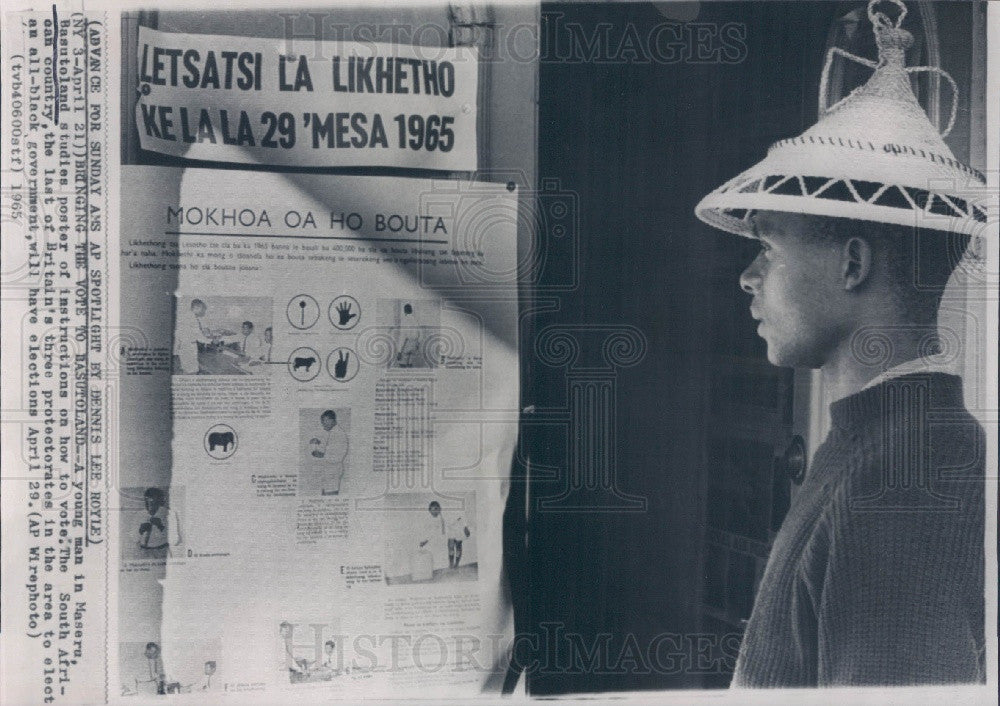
336, 301, 356, 326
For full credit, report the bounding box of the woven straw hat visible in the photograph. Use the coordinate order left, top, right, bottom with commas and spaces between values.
695, 0, 987, 239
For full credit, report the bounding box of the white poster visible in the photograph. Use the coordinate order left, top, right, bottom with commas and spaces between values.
116, 167, 519, 698
135, 27, 478, 170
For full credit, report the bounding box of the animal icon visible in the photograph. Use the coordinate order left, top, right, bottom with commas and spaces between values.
207, 431, 235, 453
292, 356, 317, 372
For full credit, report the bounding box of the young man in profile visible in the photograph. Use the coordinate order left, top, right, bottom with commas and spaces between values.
694, 1, 985, 687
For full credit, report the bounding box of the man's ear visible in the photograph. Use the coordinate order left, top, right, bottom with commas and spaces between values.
841, 236, 873, 291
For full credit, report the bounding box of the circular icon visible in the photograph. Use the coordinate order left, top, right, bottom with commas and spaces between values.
328, 295, 361, 331
287, 294, 320, 330
327, 347, 359, 382
204, 424, 238, 460
288, 347, 321, 382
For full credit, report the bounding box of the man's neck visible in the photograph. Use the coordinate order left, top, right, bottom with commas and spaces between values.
820, 321, 937, 402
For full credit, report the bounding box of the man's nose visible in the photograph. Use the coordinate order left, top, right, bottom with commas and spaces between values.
740, 252, 763, 294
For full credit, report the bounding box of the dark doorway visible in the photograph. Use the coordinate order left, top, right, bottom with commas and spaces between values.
525, 1, 841, 694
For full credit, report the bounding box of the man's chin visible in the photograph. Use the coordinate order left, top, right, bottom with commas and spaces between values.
765, 343, 823, 370
763, 342, 796, 368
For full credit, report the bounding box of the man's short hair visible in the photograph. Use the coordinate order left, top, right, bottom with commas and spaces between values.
403, 303, 413, 315
805, 215, 971, 324
145, 642, 159, 650
325, 640, 336, 648
190, 298, 205, 309
320, 410, 337, 423
144, 487, 164, 503
428, 501, 441, 511
242, 321, 253, 330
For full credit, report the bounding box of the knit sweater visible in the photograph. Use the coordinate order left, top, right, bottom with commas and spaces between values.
732, 373, 985, 687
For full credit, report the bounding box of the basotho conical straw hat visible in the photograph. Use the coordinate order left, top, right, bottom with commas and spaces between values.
695, 0, 987, 238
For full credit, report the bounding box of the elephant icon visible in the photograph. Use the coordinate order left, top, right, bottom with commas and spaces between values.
204, 425, 237, 458
208, 431, 235, 452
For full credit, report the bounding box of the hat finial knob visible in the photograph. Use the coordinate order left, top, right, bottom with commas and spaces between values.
868, 0, 913, 66
867, 0, 907, 29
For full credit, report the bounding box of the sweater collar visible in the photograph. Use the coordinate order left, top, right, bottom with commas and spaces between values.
858, 353, 957, 391
828, 371, 966, 433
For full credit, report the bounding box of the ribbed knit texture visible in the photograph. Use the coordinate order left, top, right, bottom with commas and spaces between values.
732, 373, 985, 687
